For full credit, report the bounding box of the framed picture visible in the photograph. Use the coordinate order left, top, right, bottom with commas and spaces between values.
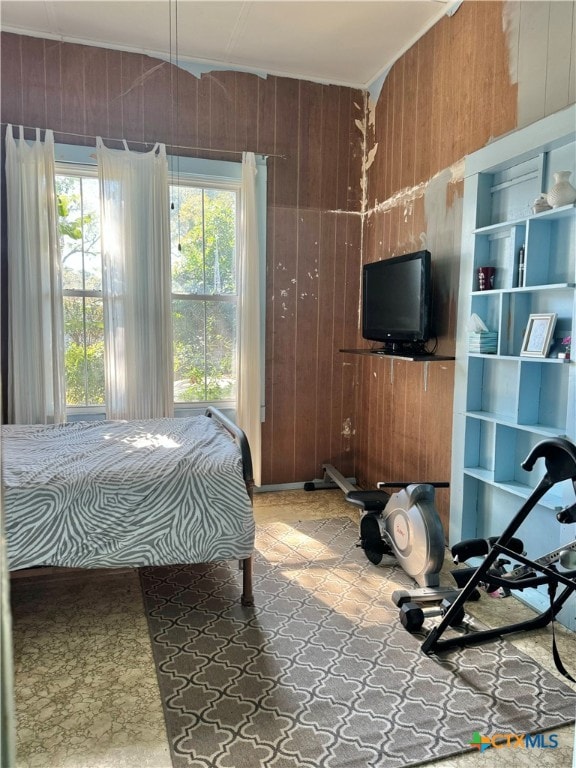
520, 313, 557, 358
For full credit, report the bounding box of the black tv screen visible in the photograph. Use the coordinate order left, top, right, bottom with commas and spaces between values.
362, 250, 432, 348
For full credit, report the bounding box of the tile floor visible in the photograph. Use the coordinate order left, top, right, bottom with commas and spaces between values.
9, 490, 576, 768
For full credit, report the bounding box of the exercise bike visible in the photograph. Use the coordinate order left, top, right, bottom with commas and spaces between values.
420, 437, 576, 677
305, 464, 471, 627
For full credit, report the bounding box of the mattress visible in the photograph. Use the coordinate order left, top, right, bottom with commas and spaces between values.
3, 415, 255, 570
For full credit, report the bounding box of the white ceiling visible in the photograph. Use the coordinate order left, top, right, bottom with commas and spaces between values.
0, 0, 459, 90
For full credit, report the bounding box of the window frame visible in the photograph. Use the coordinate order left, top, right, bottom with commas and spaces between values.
54, 144, 267, 421
169, 174, 241, 412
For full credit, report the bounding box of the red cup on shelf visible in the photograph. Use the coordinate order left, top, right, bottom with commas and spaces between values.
477, 266, 495, 291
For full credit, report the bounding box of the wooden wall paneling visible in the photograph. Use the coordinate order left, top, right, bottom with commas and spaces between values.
470, 2, 490, 149
314, 211, 337, 472
382, 360, 412, 482
378, 205, 390, 261
84, 46, 109, 141
331, 214, 360, 476
413, 34, 433, 188
391, 59, 405, 197
401, 44, 417, 194
387, 361, 407, 482
267, 205, 298, 483
272, 77, 299, 208
429, 22, 445, 181
488, 4, 517, 143
294, 209, 321, 480
319, 85, 340, 212
365, 89, 378, 211
298, 80, 323, 211
380, 78, 391, 208
196, 72, 213, 153
106, 49, 123, 138
343, 213, 362, 350
381, 208, 392, 261
453, 1, 476, 164
259, 78, 280, 484
20, 36, 46, 131
141, 58, 172, 146
60, 44, 87, 138
380, 65, 394, 203
206, 71, 236, 154
174, 65, 198, 153
330, 213, 351, 469
44, 41, 63, 134
120, 51, 144, 141
256, 74, 276, 156
347, 94, 364, 212
336, 87, 353, 211
342, 213, 362, 474
374, 76, 385, 206
357, 356, 373, 480
438, 16, 455, 173
381, 206, 392, 260
1, 34, 23, 126
390, 203, 401, 257
365, 208, 374, 264
364, 208, 375, 267
234, 71, 259, 153
368, 360, 380, 481
403, 366, 425, 481
446, 9, 463, 166
261, 197, 277, 486
372, 358, 386, 482
351, 355, 366, 476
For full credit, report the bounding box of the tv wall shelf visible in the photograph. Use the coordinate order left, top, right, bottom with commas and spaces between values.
340, 349, 455, 362
451, 105, 576, 631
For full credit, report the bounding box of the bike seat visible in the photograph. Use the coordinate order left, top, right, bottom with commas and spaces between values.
346, 490, 390, 512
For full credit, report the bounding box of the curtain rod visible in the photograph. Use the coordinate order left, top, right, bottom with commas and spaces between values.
2, 124, 286, 160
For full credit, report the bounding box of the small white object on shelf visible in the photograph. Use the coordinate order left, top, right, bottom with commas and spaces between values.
532, 194, 551, 214
546, 170, 576, 208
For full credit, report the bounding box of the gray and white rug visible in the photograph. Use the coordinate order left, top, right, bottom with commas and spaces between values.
140, 517, 576, 767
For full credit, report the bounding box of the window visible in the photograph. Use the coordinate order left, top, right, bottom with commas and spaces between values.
56, 165, 241, 413
57, 169, 104, 409
170, 182, 239, 405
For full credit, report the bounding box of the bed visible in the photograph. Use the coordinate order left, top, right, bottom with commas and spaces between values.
2, 407, 255, 605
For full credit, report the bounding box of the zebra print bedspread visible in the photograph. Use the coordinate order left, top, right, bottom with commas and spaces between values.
3, 415, 255, 570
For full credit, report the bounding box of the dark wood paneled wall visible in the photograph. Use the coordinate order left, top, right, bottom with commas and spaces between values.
359, 1, 518, 530
3, 2, 570, 523
0, 31, 363, 485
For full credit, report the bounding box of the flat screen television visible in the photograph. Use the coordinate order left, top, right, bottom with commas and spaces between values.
362, 250, 432, 354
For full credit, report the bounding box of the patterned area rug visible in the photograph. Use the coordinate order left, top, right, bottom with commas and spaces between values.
140, 517, 576, 768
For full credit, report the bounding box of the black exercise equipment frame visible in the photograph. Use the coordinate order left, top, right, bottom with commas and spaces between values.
421, 437, 576, 656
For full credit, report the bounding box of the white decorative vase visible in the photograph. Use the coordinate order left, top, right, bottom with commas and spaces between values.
546, 171, 576, 208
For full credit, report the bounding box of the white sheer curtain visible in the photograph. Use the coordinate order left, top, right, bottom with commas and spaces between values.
5, 125, 65, 424
97, 139, 173, 420
237, 152, 262, 486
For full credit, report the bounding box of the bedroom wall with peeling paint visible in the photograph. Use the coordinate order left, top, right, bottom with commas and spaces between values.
357, 0, 576, 532
1, 2, 574, 501
0, 32, 364, 486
